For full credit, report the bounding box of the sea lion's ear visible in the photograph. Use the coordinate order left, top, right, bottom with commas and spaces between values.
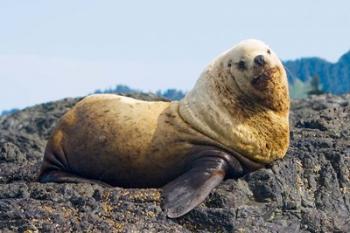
162, 156, 228, 218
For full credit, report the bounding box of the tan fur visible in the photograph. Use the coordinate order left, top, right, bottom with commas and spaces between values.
40, 39, 290, 187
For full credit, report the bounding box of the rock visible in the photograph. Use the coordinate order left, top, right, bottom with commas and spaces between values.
0, 93, 349, 232
0, 142, 26, 163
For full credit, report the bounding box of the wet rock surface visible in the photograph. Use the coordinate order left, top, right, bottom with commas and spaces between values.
0, 93, 349, 232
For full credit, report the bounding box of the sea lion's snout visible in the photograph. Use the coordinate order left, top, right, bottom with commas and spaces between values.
254, 55, 266, 66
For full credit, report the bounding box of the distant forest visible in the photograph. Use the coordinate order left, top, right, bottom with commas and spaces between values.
285, 50, 350, 98
1, 108, 18, 116
94, 85, 186, 101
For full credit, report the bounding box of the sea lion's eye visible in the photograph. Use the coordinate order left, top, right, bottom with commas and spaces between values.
227, 60, 232, 67
267, 49, 271, 55
237, 60, 246, 70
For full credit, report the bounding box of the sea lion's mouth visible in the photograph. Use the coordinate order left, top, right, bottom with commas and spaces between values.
251, 67, 280, 90
251, 74, 270, 90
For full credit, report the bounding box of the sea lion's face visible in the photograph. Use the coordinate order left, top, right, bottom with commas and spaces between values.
223, 39, 288, 106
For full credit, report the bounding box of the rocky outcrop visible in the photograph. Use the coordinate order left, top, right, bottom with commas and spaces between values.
0, 94, 349, 232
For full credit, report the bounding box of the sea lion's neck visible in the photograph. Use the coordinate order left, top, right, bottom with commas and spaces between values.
179, 66, 254, 129
179, 68, 244, 147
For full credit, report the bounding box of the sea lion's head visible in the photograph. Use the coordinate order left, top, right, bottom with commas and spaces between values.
179, 39, 290, 164
216, 39, 289, 113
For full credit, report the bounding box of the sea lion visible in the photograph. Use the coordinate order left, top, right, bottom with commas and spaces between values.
38, 39, 290, 218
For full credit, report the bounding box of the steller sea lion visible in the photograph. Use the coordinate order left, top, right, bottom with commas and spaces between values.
38, 39, 290, 218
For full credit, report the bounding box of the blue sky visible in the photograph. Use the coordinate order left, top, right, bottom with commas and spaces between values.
0, 1, 349, 111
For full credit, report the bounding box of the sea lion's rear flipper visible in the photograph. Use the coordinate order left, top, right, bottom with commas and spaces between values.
162, 156, 229, 218
38, 170, 112, 187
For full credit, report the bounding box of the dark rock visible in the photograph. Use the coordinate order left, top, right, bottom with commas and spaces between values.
0, 93, 349, 232
0, 142, 26, 163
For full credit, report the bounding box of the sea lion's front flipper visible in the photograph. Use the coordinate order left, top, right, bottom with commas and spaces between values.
162, 156, 228, 218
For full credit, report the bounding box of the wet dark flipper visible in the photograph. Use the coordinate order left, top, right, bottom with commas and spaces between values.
39, 170, 112, 187
162, 156, 229, 218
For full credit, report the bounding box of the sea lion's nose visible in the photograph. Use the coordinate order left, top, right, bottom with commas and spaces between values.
254, 55, 265, 66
